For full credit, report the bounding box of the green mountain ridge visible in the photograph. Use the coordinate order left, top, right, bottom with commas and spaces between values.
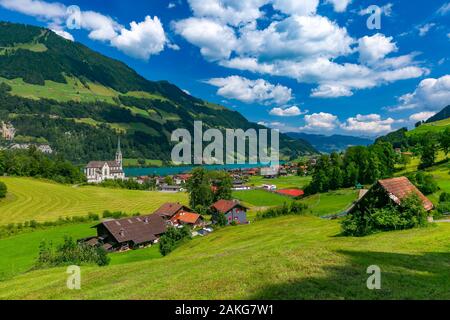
375, 106, 450, 148
0, 21, 317, 163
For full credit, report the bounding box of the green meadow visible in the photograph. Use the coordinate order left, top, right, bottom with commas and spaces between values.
1, 216, 450, 299
0, 177, 188, 225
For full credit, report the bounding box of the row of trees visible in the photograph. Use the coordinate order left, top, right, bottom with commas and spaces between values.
0, 147, 85, 184
186, 168, 233, 212
0, 146, 85, 184
305, 142, 397, 194
414, 129, 450, 169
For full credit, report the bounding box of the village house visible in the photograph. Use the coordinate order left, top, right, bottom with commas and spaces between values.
261, 166, 279, 179
153, 202, 194, 220
0, 121, 16, 141
349, 176, 434, 215
9, 143, 53, 154
170, 211, 204, 228
159, 184, 183, 192
91, 214, 167, 252
211, 199, 248, 225
84, 138, 125, 183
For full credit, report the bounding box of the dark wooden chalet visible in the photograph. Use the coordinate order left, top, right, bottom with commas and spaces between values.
94, 214, 167, 251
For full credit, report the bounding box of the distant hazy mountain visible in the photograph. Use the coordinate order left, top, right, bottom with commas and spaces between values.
287, 132, 373, 153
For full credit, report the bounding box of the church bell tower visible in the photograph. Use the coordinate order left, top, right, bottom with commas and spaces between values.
115, 137, 123, 168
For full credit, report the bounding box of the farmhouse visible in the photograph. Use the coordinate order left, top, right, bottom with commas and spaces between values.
350, 176, 434, 214
211, 199, 248, 225
84, 138, 125, 183
154, 202, 193, 220
92, 214, 167, 251
170, 211, 204, 227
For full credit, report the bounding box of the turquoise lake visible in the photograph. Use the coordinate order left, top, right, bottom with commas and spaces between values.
124, 163, 277, 177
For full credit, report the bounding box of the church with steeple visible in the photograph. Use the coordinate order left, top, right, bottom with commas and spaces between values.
84, 138, 125, 183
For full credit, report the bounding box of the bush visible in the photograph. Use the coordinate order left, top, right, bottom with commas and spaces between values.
0, 181, 7, 198
257, 202, 308, 220
439, 192, 450, 203
36, 236, 110, 268
342, 194, 428, 236
407, 172, 439, 195
159, 226, 191, 256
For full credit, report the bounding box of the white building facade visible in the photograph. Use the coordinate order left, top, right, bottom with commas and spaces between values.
84, 139, 125, 183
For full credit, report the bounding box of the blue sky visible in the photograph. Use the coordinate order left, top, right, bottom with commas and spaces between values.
0, 0, 449, 137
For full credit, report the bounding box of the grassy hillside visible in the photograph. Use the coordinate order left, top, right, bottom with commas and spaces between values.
0, 177, 188, 225
407, 118, 450, 136
0, 215, 449, 299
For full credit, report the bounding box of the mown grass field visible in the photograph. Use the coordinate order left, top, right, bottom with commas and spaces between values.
0, 177, 188, 225
233, 189, 295, 208
247, 175, 311, 189
0, 215, 449, 299
233, 188, 357, 218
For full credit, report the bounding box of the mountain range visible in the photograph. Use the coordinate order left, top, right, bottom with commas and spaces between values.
0, 22, 317, 164
286, 132, 373, 153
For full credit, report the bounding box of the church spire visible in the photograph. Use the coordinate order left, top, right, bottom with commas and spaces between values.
115, 137, 122, 167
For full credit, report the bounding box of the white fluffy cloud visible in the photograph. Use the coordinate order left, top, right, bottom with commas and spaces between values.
300, 112, 339, 131
175, 1, 425, 98
389, 75, 450, 111
0, 0, 168, 60
326, 0, 352, 12
340, 114, 396, 134
409, 112, 436, 122
269, 106, 303, 117
187, 0, 267, 26
0, 0, 65, 21
206, 76, 293, 105
111, 16, 167, 59
173, 18, 237, 61
358, 33, 397, 64
418, 23, 435, 37
51, 28, 74, 41
437, 2, 450, 15
311, 84, 353, 98
272, 0, 319, 16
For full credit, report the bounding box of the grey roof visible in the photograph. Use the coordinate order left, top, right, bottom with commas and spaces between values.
96, 214, 166, 245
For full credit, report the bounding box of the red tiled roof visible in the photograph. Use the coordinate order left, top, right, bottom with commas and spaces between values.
276, 189, 305, 197
153, 203, 190, 218
378, 177, 434, 211
211, 199, 247, 214
170, 211, 202, 225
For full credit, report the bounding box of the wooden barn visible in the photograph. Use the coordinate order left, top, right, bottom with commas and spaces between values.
349, 176, 434, 214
